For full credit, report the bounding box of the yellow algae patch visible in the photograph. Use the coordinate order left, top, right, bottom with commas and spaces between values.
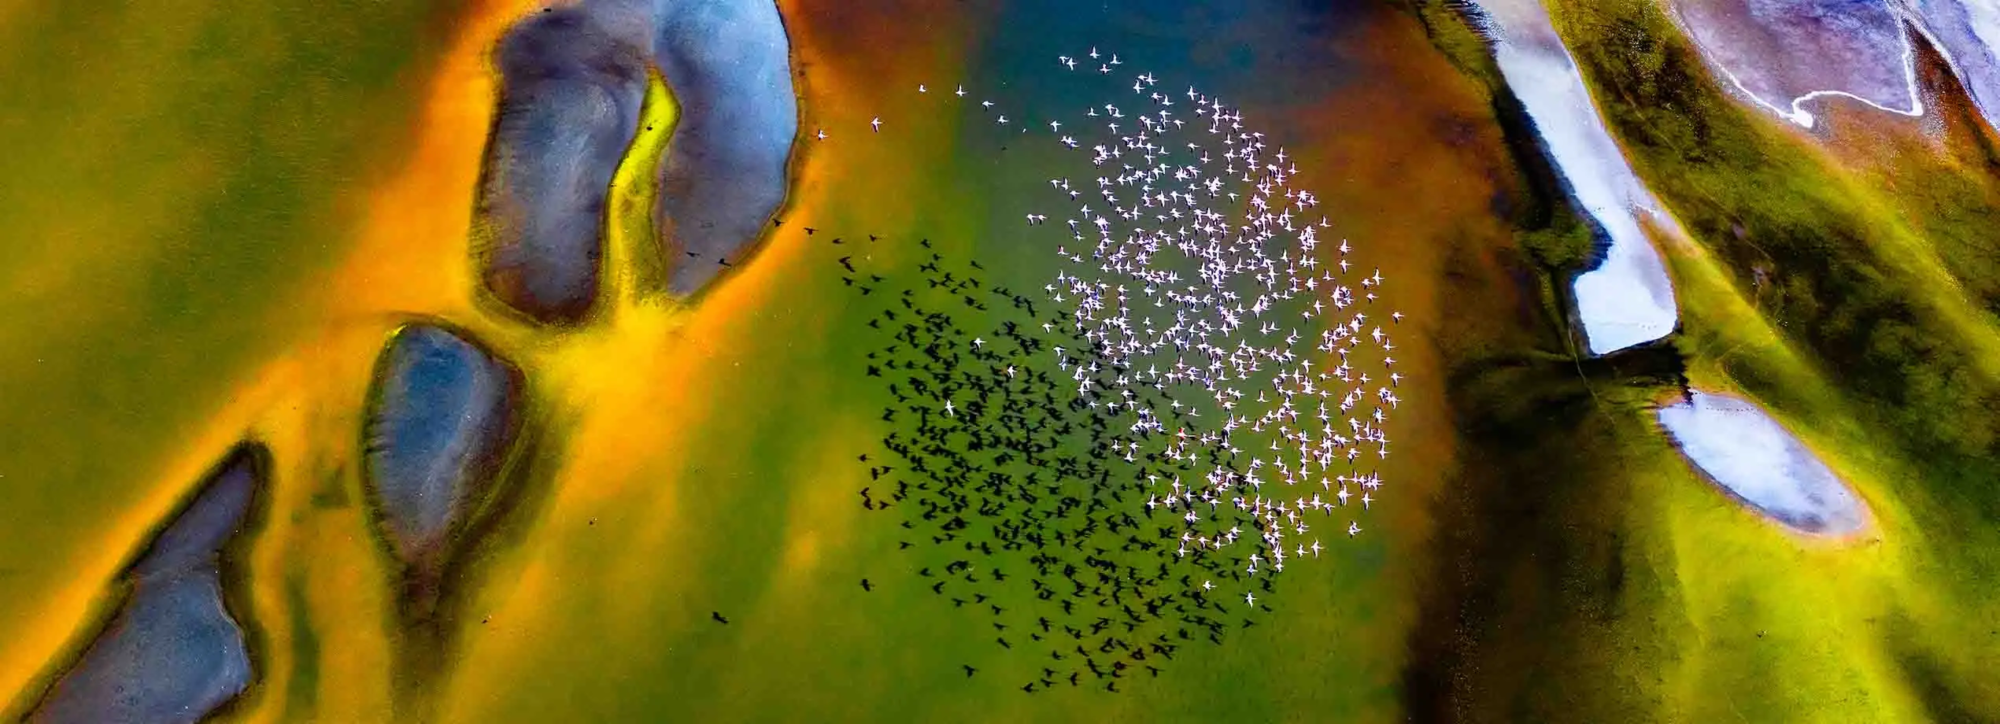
231, 322, 409, 722
1659, 216, 1934, 546
605, 69, 680, 309
527, 311, 696, 504
1660, 471, 1918, 721
1662, 227, 1817, 381
1828, 187, 2000, 375
435, 246, 837, 722
1657, 224, 1959, 721
1642, 244, 2000, 722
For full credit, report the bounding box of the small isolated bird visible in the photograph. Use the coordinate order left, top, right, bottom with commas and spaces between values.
711, 611, 729, 625
963, 664, 978, 678
861, 578, 874, 592
871, 117, 882, 132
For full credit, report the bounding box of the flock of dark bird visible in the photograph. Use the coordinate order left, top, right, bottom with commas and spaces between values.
726, 47, 1403, 695
843, 234, 1255, 694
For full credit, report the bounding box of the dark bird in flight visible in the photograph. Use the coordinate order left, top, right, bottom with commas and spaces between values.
711, 612, 729, 625
963, 664, 977, 678
861, 579, 874, 592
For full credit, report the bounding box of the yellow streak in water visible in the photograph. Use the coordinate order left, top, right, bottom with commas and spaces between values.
433, 14, 971, 714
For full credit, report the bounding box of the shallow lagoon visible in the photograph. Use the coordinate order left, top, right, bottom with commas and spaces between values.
1657, 391, 1868, 535
1473, 0, 1681, 355
1668, 0, 1920, 128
